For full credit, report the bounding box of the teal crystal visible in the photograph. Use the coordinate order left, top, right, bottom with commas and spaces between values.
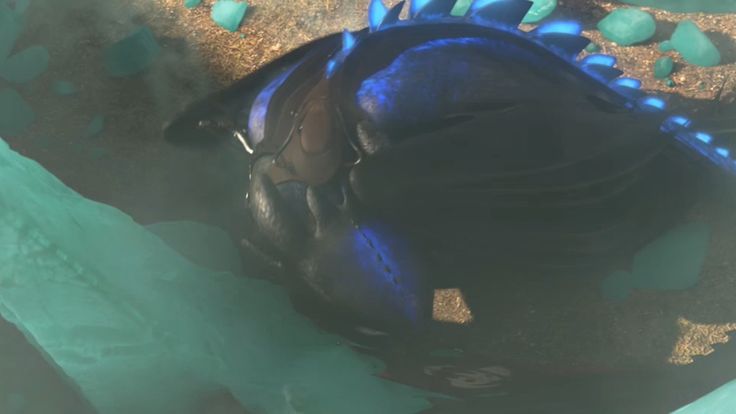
0, 137, 434, 414
0, 45, 50, 84
670, 20, 721, 67
653, 56, 673, 79
585, 42, 601, 53
522, 0, 557, 24
618, 0, 736, 13
104, 27, 161, 77
597, 8, 656, 46
601, 222, 710, 301
658, 40, 673, 52
0, 88, 34, 135
450, 0, 472, 16
211, 0, 249, 32
184, 0, 202, 8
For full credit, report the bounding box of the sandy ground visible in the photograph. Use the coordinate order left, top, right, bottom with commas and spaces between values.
2, 0, 736, 412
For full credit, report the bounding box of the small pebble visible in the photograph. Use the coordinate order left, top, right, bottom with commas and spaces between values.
52, 80, 76, 96
211, 0, 249, 32
183, 0, 202, 8
658, 40, 673, 52
665, 78, 675, 87
84, 115, 105, 138
653, 56, 673, 79
585, 42, 601, 53
597, 8, 656, 46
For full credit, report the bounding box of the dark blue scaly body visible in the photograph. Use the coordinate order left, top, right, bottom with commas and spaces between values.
164, 0, 736, 331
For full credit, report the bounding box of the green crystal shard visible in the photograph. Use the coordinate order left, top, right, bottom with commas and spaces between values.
0, 45, 50, 84
450, 0, 472, 16
184, 0, 202, 8
597, 8, 656, 46
211, 0, 248, 32
104, 27, 161, 77
0, 88, 34, 135
601, 222, 709, 301
0, 138, 433, 414
585, 42, 601, 53
522, 0, 557, 24
653, 56, 673, 79
618, 0, 736, 13
665, 78, 675, 87
670, 20, 721, 67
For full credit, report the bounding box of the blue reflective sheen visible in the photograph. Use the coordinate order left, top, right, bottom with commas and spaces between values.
247, 63, 300, 147
716, 147, 730, 157
410, 0, 430, 16
470, 0, 504, 12
668, 115, 692, 127
536, 20, 583, 36
695, 131, 713, 144
342, 29, 356, 53
613, 77, 641, 89
325, 59, 337, 78
640, 96, 666, 110
582, 54, 616, 67
368, 0, 388, 31
352, 224, 420, 322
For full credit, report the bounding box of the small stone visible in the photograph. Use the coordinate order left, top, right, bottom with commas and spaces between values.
653, 56, 673, 79
183, 0, 201, 8
665, 78, 675, 87
53, 80, 77, 96
0, 88, 34, 135
211, 0, 248, 32
585, 42, 601, 53
670, 20, 720, 67
84, 115, 105, 138
597, 8, 656, 46
104, 26, 160, 77
0, 45, 50, 84
522, 0, 557, 24
239, 33, 245, 39
659, 40, 673, 52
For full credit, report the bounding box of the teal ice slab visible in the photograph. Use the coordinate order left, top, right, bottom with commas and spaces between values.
601, 222, 710, 301
104, 26, 161, 77
211, 0, 248, 32
673, 380, 736, 413
0, 45, 50, 84
0, 137, 433, 414
0, 88, 34, 135
619, 0, 736, 13
597, 8, 656, 46
670, 20, 720, 67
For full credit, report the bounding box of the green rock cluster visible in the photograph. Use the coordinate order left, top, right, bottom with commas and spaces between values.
104, 26, 161, 77
653, 56, 673, 79
211, 0, 249, 32
0, 138, 434, 414
670, 20, 721, 67
618, 0, 736, 13
597, 8, 656, 46
451, 0, 558, 23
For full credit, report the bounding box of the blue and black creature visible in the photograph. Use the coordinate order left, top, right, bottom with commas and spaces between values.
164, 0, 735, 332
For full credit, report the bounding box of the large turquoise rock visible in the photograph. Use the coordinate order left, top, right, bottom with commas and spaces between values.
618, 0, 736, 13
0, 138, 433, 414
670, 20, 721, 67
104, 27, 161, 77
211, 0, 248, 32
597, 8, 656, 46
601, 222, 710, 301
673, 379, 736, 413
653, 56, 673, 79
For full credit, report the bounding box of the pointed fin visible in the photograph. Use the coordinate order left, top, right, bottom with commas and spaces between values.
410, 0, 430, 17
342, 29, 357, 53
581, 64, 624, 82
534, 20, 583, 36
470, 0, 532, 28
415, 0, 456, 18
581, 54, 616, 67
380, 1, 405, 29
535, 33, 590, 60
368, 0, 389, 32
